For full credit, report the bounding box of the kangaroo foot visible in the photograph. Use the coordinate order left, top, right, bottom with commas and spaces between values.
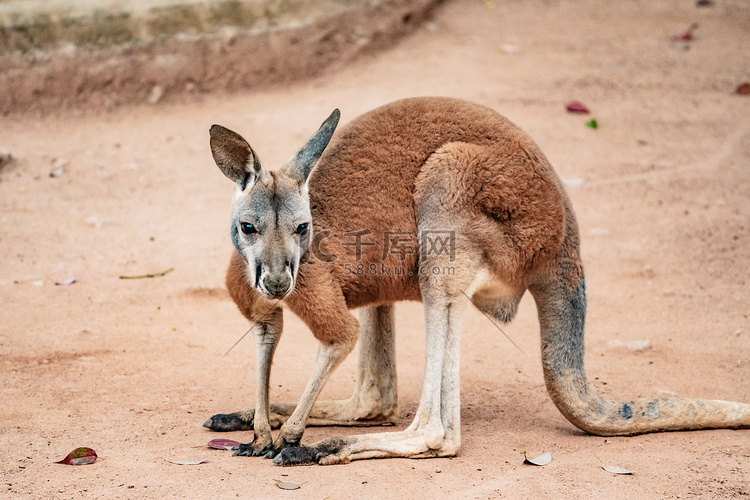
232, 432, 274, 457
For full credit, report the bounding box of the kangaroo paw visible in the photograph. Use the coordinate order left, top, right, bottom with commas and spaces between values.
203, 411, 254, 432
232, 432, 273, 457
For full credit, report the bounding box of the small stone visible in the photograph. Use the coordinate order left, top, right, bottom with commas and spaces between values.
50, 158, 68, 177
0, 148, 12, 169
608, 339, 651, 351
85, 216, 104, 228
52, 157, 69, 169
563, 178, 586, 187
148, 85, 164, 104
672, 41, 690, 51
500, 43, 520, 54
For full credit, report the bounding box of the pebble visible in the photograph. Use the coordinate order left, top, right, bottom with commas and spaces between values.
672, 41, 690, 51
608, 339, 652, 351
148, 85, 164, 104
0, 148, 12, 169
85, 216, 104, 228
50, 158, 69, 177
500, 43, 520, 54
563, 177, 586, 187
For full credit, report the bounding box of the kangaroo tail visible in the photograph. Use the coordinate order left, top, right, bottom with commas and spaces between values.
529, 262, 750, 436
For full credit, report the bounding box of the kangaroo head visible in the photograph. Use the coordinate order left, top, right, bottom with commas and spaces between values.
210, 109, 340, 299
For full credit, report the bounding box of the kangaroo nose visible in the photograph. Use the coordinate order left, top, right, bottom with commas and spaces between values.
263, 273, 291, 298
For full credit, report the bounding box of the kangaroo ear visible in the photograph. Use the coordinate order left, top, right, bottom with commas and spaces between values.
281, 109, 340, 186
209, 125, 264, 189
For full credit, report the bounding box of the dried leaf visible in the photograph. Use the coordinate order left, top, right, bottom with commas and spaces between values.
736, 83, 750, 95
55, 276, 77, 286
585, 119, 599, 129
603, 464, 633, 475
119, 268, 174, 280
168, 460, 205, 465
274, 479, 304, 490
208, 438, 240, 451
566, 101, 590, 114
674, 22, 698, 41
523, 451, 552, 466
56, 447, 97, 465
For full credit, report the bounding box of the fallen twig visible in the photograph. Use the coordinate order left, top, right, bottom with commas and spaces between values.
119, 268, 174, 280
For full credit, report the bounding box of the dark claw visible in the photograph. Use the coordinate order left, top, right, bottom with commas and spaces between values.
261, 436, 300, 459
203, 412, 253, 432
232, 435, 273, 457
232, 442, 254, 457
261, 443, 276, 458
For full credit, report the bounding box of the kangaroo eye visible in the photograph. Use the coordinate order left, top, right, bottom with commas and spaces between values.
240, 223, 257, 235
295, 223, 309, 236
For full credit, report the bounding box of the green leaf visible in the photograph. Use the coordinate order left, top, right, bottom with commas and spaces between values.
585, 119, 598, 129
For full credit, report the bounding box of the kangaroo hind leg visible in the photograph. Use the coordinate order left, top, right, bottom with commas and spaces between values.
303, 303, 399, 426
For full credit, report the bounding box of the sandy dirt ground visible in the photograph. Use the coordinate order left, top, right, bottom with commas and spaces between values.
2, 0, 750, 498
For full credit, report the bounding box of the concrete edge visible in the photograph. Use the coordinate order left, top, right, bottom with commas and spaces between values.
0, 0, 443, 114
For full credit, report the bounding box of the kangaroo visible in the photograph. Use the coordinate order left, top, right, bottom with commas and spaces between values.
204, 97, 750, 466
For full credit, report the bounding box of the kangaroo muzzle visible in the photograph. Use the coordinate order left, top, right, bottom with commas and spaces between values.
262, 270, 292, 298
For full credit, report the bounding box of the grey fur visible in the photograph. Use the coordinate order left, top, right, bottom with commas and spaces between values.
282, 109, 340, 185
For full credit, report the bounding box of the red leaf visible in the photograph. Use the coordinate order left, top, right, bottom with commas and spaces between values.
566, 101, 590, 114
208, 438, 240, 450
56, 447, 97, 465
674, 23, 698, 41
736, 83, 750, 95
